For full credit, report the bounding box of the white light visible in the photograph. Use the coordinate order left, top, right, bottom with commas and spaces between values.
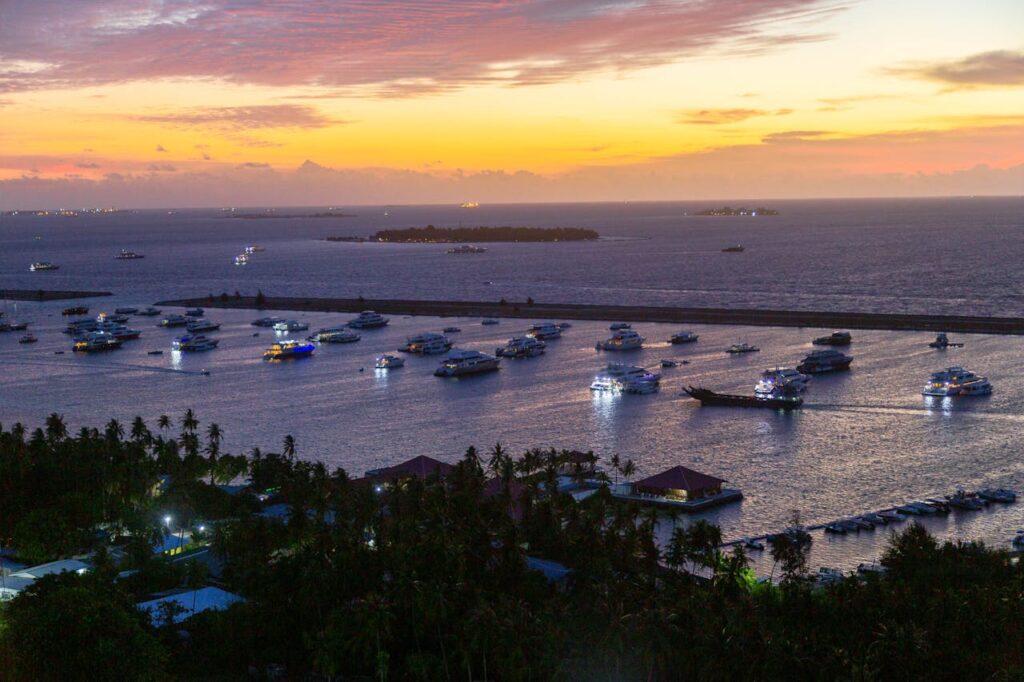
163, 515, 172, 526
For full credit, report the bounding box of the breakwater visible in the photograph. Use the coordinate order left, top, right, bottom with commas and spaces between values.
155, 295, 1024, 335
1, 289, 112, 301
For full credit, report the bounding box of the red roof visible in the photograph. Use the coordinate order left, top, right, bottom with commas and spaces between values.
367, 455, 454, 480
634, 466, 725, 492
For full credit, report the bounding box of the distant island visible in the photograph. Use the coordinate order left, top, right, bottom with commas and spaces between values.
369, 225, 600, 243
696, 207, 779, 216
224, 211, 357, 220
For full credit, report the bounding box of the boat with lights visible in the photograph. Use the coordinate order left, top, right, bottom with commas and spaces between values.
922, 366, 992, 397
399, 332, 453, 355
73, 332, 123, 353
596, 329, 644, 351
347, 310, 389, 329
172, 335, 220, 352
375, 354, 405, 369
264, 339, 315, 360
496, 336, 546, 358
434, 350, 501, 377
755, 367, 810, 396
590, 364, 660, 394
526, 322, 562, 340
29, 262, 59, 272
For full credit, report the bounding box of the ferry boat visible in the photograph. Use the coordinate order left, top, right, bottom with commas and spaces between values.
273, 320, 309, 332
159, 315, 189, 328
172, 335, 220, 352
234, 253, 249, 266
609, 322, 631, 330
670, 331, 699, 344
797, 349, 852, 374
73, 332, 123, 353
19, 334, 37, 344
922, 366, 992, 396
812, 331, 852, 346
526, 322, 562, 340
496, 336, 546, 358
726, 342, 759, 354
314, 330, 361, 344
721, 245, 744, 253
186, 319, 221, 333
447, 245, 487, 254
399, 332, 453, 355
590, 364, 660, 394
347, 310, 389, 329
62, 306, 89, 316
375, 354, 405, 369
684, 385, 802, 410
251, 317, 284, 327
185, 308, 204, 317
264, 339, 315, 360
755, 367, 810, 395
114, 307, 138, 315
596, 330, 644, 351
29, 262, 59, 271
434, 350, 501, 377
137, 307, 162, 316
114, 250, 145, 260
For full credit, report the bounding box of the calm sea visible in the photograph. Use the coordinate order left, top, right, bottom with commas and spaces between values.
2, 197, 1023, 571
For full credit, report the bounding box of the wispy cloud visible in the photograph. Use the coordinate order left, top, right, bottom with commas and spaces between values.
889, 49, 1024, 89
134, 105, 337, 130
146, 163, 176, 172
238, 161, 271, 168
678, 108, 793, 125
75, 161, 101, 168
762, 130, 830, 142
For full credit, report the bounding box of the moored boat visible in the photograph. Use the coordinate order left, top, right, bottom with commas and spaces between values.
590, 363, 660, 394
434, 350, 501, 377
73, 332, 122, 353
726, 342, 759, 354
683, 385, 802, 410
374, 354, 405, 369
399, 332, 452, 355
264, 339, 315, 360
797, 349, 852, 374
526, 322, 562, 340
922, 366, 992, 396
669, 331, 699, 344
137, 307, 162, 316
187, 319, 221, 333
273, 320, 309, 332
496, 336, 546, 358
314, 329, 361, 344
812, 331, 852, 346
596, 329, 644, 351
159, 314, 189, 328
63, 306, 89, 316
172, 335, 220, 352
19, 333, 37, 344
185, 308, 204, 317
29, 261, 59, 271
347, 310, 389, 329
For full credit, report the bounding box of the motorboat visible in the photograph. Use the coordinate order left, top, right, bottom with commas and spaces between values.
434, 350, 501, 377
172, 335, 220, 352
65, 319, 99, 334
264, 339, 315, 360
978, 488, 1016, 503
347, 310, 389, 329
62, 306, 89, 316
273, 320, 309, 332
726, 342, 759, 354
660, 359, 680, 368
721, 245, 744, 253
526, 322, 562, 340
399, 332, 453, 355
443, 326, 462, 333
797, 349, 852, 374
590, 363, 660, 394
251, 317, 284, 327
447, 245, 486, 254
922, 366, 992, 396
106, 325, 141, 341
929, 332, 963, 349
185, 308, 204, 317
596, 330, 644, 351
755, 367, 810, 395
159, 315, 189, 328
137, 307, 162, 316
481, 318, 499, 326
234, 253, 249, 266
669, 331, 699, 344
97, 312, 129, 324
73, 332, 122, 353
19, 334, 37, 344
558, 322, 572, 329
114, 307, 139, 315
1, 321, 28, 331
609, 322, 631, 330
115, 250, 145, 260
496, 336, 546, 358
314, 330, 361, 344
812, 331, 852, 346
375, 354, 405, 369
30, 261, 59, 271
187, 319, 221, 333
246, 244, 266, 253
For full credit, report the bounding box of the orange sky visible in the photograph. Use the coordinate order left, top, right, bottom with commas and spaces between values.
1, 0, 1022, 207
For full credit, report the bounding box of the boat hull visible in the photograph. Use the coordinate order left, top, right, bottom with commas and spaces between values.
684, 386, 802, 410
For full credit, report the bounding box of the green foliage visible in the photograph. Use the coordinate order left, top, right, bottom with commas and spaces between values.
11, 509, 82, 565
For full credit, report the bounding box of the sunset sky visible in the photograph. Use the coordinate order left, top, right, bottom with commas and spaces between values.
1, 0, 1023, 207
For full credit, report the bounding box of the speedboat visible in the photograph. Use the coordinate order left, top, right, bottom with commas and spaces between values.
670, 331, 699, 344
496, 336, 546, 358
609, 322, 631, 330
347, 310, 389, 329
590, 363, 660, 394
30, 261, 59, 271
314, 330, 361, 344
726, 342, 759, 354
596, 330, 644, 351
172, 335, 220, 352
481, 318, 499, 326
922, 366, 992, 396
137, 307, 162, 316
97, 312, 129, 323
721, 245, 744, 253
273, 320, 309, 332
755, 367, 810, 395
434, 350, 501, 377
73, 332, 122, 353
447, 245, 486, 254
797, 349, 852, 373
159, 315, 189, 328
264, 339, 315, 360
115, 250, 144, 260
234, 253, 249, 266
185, 308, 204, 317
187, 319, 221, 333
251, 317, 284, 327
114, 307, 138, 315
443, 326, 462, 334
375, 354, 405, 369
19, 334, 37, 344
247, 244, 266, 253
399, 332, 452, 355
526, 322, 562, 340
812, 331, 852, 346
62, 306, 89, 316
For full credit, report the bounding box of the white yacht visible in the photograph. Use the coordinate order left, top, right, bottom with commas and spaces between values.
590, 364, 660, 394
496, 336, 546, 358
314, 329, 361, 344
375, 354, 405, 369
73, 332, 122, 353
526, 322, 562, 340
347, 310, 389, 329
159, 315, 189, 328
596, 330, 644, 351
755, 367, 810, 395
670, 331, 699, 344
399, 332, 453, 355
30, 261, 59, 271
922, 366, 992, 396
434, 350, 501, 377
726, 342, 760, 354
797, 349, 852, 373
273, 320, 309, 332
187, 319, 221, 333
172, 335, 220, 352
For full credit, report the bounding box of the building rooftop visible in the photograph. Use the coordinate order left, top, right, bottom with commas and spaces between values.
137, 586, 244, 626
634, 466, 726, 492
366, 454, 455, 480
10, 559, 90, 580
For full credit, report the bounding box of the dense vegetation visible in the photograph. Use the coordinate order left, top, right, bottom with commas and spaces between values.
371, 225, 600, 242
1, 415, 1023, 680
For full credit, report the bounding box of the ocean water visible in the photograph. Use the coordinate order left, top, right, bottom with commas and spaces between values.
2, 197, 1024, 571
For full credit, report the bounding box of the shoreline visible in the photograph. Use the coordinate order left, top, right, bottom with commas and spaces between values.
154, 294, 1024, 334
1, 289, 113, 302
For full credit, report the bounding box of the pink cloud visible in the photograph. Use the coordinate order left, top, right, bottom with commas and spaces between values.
133, 104, 338, 130
0, 1, 844, 95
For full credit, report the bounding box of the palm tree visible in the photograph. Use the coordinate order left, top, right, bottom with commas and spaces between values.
620, 458, 636, 482
610, 453, 621, 484
129, 416, 150, 445
105, 418, 124, 442
157, 414, 171, 432
283, 434, 296, 459
181, 409, 198, 434
44, 413, 67, 443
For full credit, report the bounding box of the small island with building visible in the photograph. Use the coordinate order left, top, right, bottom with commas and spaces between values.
368, 225, 600, 243
695, 207, 779, 216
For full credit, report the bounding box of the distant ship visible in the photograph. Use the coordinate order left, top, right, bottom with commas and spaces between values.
721, 245, 744, 253
115, 249, 145, 260
459, 201, 480, 209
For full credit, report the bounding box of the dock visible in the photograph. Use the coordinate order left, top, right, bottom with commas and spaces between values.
610, 488, 743, 512
1, 289, 112, 302
155, 295, 1024, 335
